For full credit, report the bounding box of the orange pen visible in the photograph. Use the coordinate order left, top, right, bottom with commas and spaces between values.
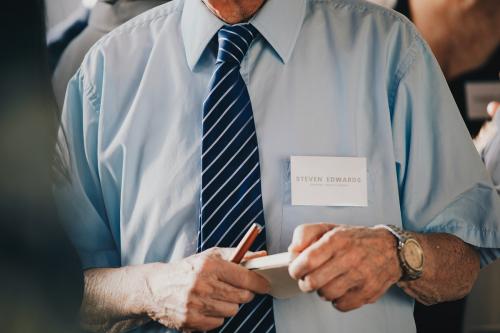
230, 223, 263, 264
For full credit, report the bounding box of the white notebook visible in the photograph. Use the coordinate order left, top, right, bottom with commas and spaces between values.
243, 252, 302, 299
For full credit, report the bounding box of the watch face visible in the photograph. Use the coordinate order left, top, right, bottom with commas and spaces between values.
402, 239, 424, 271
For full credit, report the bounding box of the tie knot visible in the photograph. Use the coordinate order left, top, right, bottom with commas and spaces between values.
216, 24, 258, 65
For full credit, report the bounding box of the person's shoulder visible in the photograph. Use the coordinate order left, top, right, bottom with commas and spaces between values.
77, 0, 183, 87
307, 0, 428, 77
307, 0, 417, 37
88, 0, 181, 52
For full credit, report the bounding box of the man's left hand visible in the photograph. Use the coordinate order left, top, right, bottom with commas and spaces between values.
288, 224, 402, 312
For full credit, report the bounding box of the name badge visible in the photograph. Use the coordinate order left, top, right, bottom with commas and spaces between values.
290, 156, 368, 207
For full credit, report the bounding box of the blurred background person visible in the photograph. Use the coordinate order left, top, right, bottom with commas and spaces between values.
0, 1, 83, 332
47, 0, 91, 73
46, 0, 81, 29
409, 0, 500, 136
368, 0, 500, 136
365, 1, 499, 332
466, 95, 500, 333
52, 0, 170, 110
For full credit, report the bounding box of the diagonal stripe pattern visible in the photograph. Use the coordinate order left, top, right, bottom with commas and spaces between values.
198, 24, 276, 333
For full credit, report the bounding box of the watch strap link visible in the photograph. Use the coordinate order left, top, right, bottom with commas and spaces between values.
374, 224, 409, 244
374, 224, 423, 281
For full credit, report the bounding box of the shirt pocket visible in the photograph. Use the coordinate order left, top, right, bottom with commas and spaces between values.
279, 159, 375, 251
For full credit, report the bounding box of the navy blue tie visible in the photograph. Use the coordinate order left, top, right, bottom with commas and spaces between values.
198, 24, 276, 333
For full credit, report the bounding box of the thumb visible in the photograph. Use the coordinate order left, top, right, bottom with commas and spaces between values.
205, 247, 236, 261
487, 101, 500, 118
243, 250, 268, 261
288, 223, 336, 254
209, 248, 267, 262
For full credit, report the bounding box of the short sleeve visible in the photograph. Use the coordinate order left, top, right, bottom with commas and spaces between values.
391, 38, 500, 267
54, 70, 120, 269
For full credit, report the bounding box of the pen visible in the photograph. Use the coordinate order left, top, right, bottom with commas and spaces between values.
230, 223, 263, 264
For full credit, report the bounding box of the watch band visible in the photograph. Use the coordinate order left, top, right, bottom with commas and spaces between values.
374, 224, 423, 281
374, 224, 411, 244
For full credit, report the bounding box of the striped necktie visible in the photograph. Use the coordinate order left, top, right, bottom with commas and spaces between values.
198, 24, 276, 333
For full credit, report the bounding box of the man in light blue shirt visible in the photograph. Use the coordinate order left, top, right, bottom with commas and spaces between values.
57, 0, 500, 332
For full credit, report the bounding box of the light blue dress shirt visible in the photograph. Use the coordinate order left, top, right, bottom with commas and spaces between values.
56, 0, 500, 332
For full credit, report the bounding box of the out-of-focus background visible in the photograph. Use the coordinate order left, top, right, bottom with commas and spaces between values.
46, 0, 82, 29
46, 0, 500, 331
0, 1, 498, 333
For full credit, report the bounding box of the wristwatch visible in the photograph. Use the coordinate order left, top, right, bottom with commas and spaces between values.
375, 224, 424, 281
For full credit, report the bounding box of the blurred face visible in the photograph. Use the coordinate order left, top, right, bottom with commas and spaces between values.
202, 0, 266, 24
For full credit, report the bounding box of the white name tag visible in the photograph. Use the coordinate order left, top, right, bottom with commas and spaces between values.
290, 156, 368, 207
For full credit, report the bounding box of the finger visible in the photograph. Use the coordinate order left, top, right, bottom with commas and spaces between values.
288, 223, 335, 254
317, 272, 360, 302
182, 315, 225, 332
334, 287, 366, 312
216, 261, 271, 294
211, 280, 255, 304
208, 248, 267, 263
487, 101, 500, 117
159, 313, 223, 332
365, 279, 394, 304
200, 298, 240, 318
334, 277, 393, 312
289, 228, 350, 280
243, 250, 268, 261
298, 255, 348, 292
365, 289, 386, 305
205, 247, 236, 261
201, 317, 226, 331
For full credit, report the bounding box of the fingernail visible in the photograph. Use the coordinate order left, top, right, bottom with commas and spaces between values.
487, 102, 499, 117
487, 102, 494, 116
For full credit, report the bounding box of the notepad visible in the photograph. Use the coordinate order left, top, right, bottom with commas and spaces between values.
242, 252, 302, 299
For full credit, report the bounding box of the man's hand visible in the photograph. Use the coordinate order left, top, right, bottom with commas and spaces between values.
80, 248, 270, 333
288, 224, 401, 312
144, 248, 270, 332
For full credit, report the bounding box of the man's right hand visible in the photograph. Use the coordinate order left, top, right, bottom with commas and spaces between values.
143, 248, 270, 332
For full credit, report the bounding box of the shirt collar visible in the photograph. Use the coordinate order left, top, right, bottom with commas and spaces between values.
181, 0, 307, 71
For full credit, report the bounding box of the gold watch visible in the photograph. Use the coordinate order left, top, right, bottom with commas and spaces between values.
376, 224, 424, 281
